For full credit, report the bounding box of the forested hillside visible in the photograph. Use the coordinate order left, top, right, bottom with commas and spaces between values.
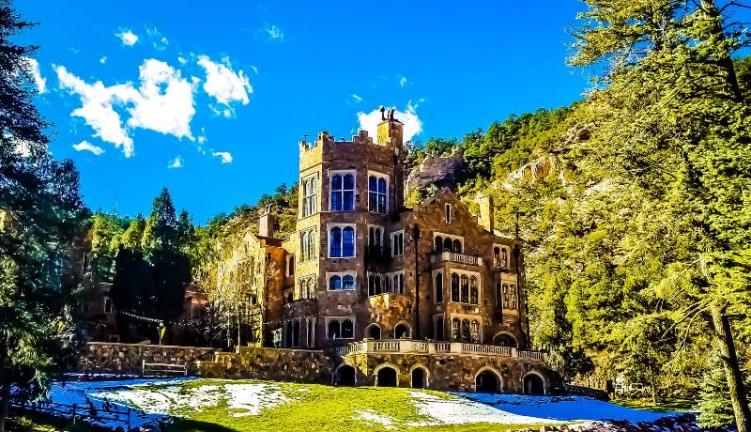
74, 1, 751, 429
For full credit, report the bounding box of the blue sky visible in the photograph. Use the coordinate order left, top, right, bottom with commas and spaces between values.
16, 1, 590, 223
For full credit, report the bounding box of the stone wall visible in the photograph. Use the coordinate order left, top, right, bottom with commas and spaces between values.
338, 352, 557, 393
78, 342, 217, 375
199, 347, 333, 384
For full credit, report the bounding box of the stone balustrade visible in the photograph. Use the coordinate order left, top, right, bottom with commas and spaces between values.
336, 339, 545, 361
431, 251, 483, 266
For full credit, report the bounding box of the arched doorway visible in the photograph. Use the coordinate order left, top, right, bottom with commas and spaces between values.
411, 367, 428, 389
334, 364, 356, 386
366, 324, 381, 340
523, 373, 545, 395
394, 322, 411, 339
492, 332, 518, 347
475, 369, 501, 393
376, 366, 398, 387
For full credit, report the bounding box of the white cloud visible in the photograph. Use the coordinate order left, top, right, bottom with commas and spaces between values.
168, 156, 183, 169
126, 59, 197, 140
197, 55, 252, 117
55, 65, 136, 157
116, 29, 139, 46
55, 59, 198, 157
262, 24, 284, 41
24, 57, 46, 93
146, 26, 169, 50
350, 93, 363, 104
357, 101, 423, 143
99, 56, 108, 64
177, 56, 188, 65
72, 140, 105, 155
399, 76, 408, 88
212, 151, 233, 164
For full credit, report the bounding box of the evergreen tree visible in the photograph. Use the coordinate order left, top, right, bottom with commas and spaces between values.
141, 188, 179, 254
120, 214, 145, 251
698, 353, 741, 427
571, 0, 751, 428
0, 2, 85, 428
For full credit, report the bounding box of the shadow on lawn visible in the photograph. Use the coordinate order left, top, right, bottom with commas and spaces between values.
167, 419, 240, 432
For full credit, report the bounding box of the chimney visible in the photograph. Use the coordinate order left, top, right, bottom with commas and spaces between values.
259, 204, 275, 239
475, 192, 494, 233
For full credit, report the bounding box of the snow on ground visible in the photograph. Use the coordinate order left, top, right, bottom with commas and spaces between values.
43, 378, 293, 429
409, 391, 559, 426
456, 393, 681, 423
224, 383, 289, 417
356, 409, 397, 430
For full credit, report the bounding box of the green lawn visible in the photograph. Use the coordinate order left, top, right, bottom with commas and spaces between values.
611, 398, 696, 413
123, 379, 551, 432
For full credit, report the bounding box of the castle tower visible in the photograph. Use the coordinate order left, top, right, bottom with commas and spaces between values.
377, 107, 405, 212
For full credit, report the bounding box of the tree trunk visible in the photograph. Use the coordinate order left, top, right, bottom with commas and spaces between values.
710, 303, 751, 432
0, 383, 10, 432
700, 0, 744, 102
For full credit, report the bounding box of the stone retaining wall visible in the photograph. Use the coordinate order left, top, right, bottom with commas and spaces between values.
78, 342, 218, 375
199, 347, 333, 384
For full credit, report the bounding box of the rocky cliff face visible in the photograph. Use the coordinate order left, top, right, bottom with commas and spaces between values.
406, 155, 466, 192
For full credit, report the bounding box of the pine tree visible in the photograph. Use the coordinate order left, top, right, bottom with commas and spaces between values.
0, 2, 85, 430
571, 1, 751, 429
698, 353, 740, 427
121, 214, 145, 251
141, 188, 179, 254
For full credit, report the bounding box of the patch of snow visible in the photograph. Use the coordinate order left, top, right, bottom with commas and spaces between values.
355, 409, 396, 430
410, 391, 556, 426
456, 393, 681, 423
224, 383, 289, 417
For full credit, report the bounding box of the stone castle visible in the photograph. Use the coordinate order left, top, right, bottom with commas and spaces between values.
198, 108, 554, 394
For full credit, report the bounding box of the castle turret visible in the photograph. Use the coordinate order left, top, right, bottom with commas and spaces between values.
377, 107, 405, 211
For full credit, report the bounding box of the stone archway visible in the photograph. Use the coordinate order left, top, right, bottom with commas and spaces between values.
410, 366, 429, 389
492, 332, 518, 347
474, 367, 502, 393
365, 323, 381, 340
375, 364, 399, 387
523, 372, 546, 395
394, 322, 412, 339
333, 364, 356, 386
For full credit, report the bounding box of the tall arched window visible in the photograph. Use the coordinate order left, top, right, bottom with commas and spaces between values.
470, 276, 478, 304
301, 230, 315, 261
342, 275, 355, 290
330, 173, 355, 211
329, 227, 342, 257
392, 275, 399, 294
329, 275, 342, 291
453, 239, 462, 253
328, 321, 341, 339
443, 237, 452, 252
509, 284, 517, 309
451, 273, 460, 302
306, 279, 315, 298
493, 247, 501, 267
451, 318, 460, 340
342, 320, 354, 339
435, 236, 443, 252
503, 283, 509, 306
435, 272, 443, 303
461, 319, 470, 342
369, 175, 388, 213
460, 275, 469, 303
288, 256, 295, 276
501, 248, 508, 267
343, 227, 355, 256
302, 176, 317, 217
470, 320, 480, 343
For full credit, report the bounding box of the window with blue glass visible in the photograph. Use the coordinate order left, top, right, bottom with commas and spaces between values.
330, 172, 355, 211
368, 174, 388, 214
329, 225, 355, 258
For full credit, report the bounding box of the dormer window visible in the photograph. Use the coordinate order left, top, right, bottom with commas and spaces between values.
445, 204, 452, 224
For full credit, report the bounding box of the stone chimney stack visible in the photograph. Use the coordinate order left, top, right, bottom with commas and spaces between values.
475, 192, 494, 233
259, 204, 275, 239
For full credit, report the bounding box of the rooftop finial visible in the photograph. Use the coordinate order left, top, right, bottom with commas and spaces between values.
380, 106, 386, 121
388, 108, 395, 121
